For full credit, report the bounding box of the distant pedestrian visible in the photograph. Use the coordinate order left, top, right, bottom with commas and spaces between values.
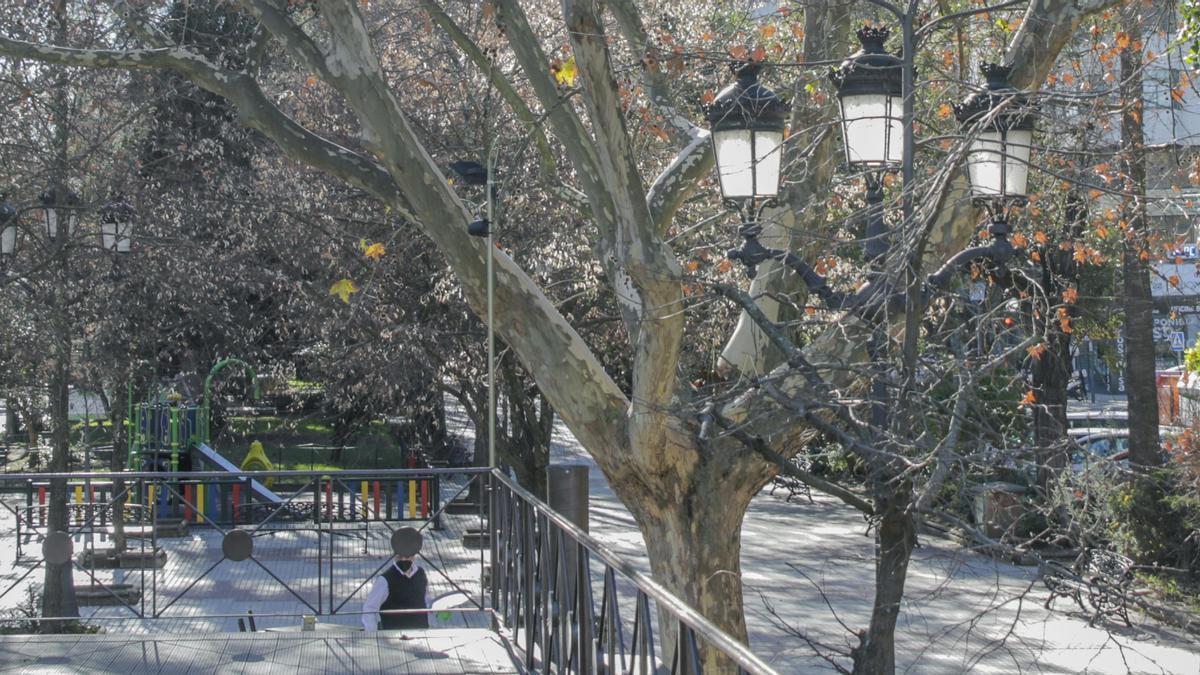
362, 527, 429, 631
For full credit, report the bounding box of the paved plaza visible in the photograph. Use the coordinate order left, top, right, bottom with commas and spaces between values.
0, 629, 521, 673
0, 488, 489, 635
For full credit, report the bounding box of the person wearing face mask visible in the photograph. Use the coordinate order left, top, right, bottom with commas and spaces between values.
362, 527, 430, 631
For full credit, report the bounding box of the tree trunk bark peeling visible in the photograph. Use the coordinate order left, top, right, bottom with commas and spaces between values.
624, 441, 773, 673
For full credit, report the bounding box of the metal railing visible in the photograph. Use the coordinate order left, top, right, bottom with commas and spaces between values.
490, 472, 778, 675
1, 468, 777, 674
0, 468, 487, 629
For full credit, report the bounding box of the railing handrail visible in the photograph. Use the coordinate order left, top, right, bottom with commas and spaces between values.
0, 468, 491, 481
491, 470, 780, 675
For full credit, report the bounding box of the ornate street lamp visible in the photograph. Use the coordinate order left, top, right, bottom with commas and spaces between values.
829, 27, 904, 170
100, 193, 134, 253
705, 61, 788, 205
830, 27, 905, 263
706, 62, 792, 279
955, 63, 1035, 211
929, 64, 1035, 288
0, 194, 16, 256
39, 185, 80, 242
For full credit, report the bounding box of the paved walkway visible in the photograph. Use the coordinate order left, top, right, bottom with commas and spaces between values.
507, 408, 1199, 674
0, 629, 521, 673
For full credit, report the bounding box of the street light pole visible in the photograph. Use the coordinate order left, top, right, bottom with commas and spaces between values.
452, 141, 505, 473
486, 143, 497, 472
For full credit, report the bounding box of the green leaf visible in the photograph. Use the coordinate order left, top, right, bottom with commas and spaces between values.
329, 278, 359, 304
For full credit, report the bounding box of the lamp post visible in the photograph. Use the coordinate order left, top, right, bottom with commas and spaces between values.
100, 193, 135, 254
955, 63, 1034, 219
714, 45, 1035, 300
830, 27, 904, 264
0, 195, 15, 258
39, 185, 80, 245
451, 157, 496, 473
707, 19, 1037, 674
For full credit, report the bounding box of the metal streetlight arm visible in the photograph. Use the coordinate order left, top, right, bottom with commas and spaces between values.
925, 233, 1017, 293
726, 224, 849, 309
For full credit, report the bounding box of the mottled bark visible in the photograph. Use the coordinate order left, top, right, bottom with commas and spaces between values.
630, 438, 773, 672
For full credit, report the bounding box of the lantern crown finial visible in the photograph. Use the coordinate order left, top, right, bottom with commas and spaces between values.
954, 61, 1034, 131
704, 60, 788, 133
855, 26, 890, 53
829, 25, 903, 97
730, 59, 764, 82
0, 195, 15, 222
980, 62, 1014, 89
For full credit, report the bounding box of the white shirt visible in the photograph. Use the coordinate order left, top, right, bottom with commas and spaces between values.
361, 560, 429, 632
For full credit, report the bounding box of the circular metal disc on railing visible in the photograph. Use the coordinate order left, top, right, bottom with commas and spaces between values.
222, 529, 253, 562
391, 527, 422, 557
43, 531, 73, 565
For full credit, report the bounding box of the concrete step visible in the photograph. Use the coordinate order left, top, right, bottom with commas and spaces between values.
75, 582, 141, 606
462, 528, 490, 549
77, 547, 168, 569
444, 500, 480, 515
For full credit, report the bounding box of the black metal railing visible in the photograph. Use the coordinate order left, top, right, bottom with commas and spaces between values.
2, 468, 777, 673
0, 468, 487, 630
489, 472, 778, 675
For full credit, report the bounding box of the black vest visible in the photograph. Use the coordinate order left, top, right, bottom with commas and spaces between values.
380, 563, 428, 630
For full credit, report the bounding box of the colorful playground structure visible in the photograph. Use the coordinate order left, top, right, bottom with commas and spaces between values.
88, 358, 443, 528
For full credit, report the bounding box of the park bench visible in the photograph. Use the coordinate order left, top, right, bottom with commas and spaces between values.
768, 457, 814, 504
1041, 548, 1135, 626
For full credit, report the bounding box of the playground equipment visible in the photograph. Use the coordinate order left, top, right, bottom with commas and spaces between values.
114, 358, 442, 527
126, 358, 283, 507
127, 358, 261, 472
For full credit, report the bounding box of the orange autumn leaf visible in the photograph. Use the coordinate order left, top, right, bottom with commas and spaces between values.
1062, 286, 1079, 304
937, 103, 953, 120
1020, 390, 1037, 407
1030, 250, 1042, 262
701, 90, 716, 104
685, 259, 700, 272
752, 46, 767, 62
1027, 343, 1047, 360
1076, 247, 1089, 263
792, 24, 805, 40
363, 242, 386, 260
1060, 318, 1073, 333
1116, 32, 1131, 50
1170, 274, 1181, 287
717, 259, 733, 274
1011, 233, 1029, 248
1034, 231, 1049, 245
760, 24, 777, 39
729, 45, 748, 60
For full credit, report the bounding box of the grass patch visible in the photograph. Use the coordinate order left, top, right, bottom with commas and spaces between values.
207, 411, 409, 470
